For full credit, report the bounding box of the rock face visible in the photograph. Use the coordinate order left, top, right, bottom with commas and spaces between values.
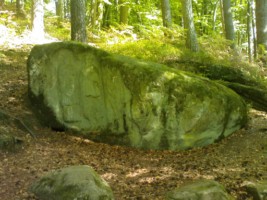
166, 180, 234, 200
27, 42, 247, 150
30, 165, 115, 200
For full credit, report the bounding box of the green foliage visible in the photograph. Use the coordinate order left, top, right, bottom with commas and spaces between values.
103, 39, 181, 62
45, 17, 71, 41
98, 25, 184, 62
99, 27, 267, 87
129, 0, 162, 26
98, 25, 184, 63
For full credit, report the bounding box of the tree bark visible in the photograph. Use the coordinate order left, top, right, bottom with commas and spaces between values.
247, 0, 252, 62
0, 0, 4, 9
201, 0, 209, 34
56, 0, 64, 25
31, 0, 44, 40
182, 0, 199, 52
212, 0, 220, 31
71, 0, 87, 43
255, 0, 267, 50
222, 0, 235, 42
103, 2, 111, 27
119, 0, 129, 24
161, 0, 172, 28
90, 0, 104, 31
16, 0, 26, 18
64, 0, 70, 18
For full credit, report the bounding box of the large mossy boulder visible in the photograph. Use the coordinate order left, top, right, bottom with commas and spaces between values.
30, 165, 115, 200
27, 42, 247, 150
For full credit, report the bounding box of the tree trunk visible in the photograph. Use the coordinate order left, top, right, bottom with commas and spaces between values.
201, 0, 209, 34
64, 0, 70, 18
212, 0, 219, 31
182, 0, 199, 52
251, 0, 257, 59
16, 0, 26, 18
90, 0, 97, 28
56, 0, 64, 25
247, 0, 252, 62
255, 0, 267, 50
31, 0, 44, 40
161, 0, 172, 28
222, 0, 235, 42
90, 0, 104, 31
103, 2, 111, 27
70, 0, 87, 43
220, 0, 225, 36
119, 0, 129, 24
0, 0, 4, 8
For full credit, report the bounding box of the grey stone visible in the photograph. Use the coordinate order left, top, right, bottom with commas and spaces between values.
244, 180, 267, 200
30, 165, 115, 200
166, 180, 234, 200
27, 42, 247, 150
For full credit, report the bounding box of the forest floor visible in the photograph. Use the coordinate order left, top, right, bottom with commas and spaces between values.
0, 46, 267, 200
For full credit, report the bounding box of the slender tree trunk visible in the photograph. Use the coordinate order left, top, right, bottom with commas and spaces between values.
16, 0, 26, 18
161, 0, 172, 28
71, 0, 87, 43
201, 0, 209, 34
31, 0, 44, 40
90, 0, 104, 31
247, 0, 252, 62
119, 0, 129, 24
182, 0, 199, 52
112, 0, 119, 23
255, 0, 267, 51
64, 0, 70, 18
103, 2, 111, 27
212, 0, 220, 31
97, 0, 104, 29
220, 0, 225, 36
222, 0, 235, 42
91, 0, 97, 28
251, 0, 257, 59
0, 0, 5, 8
56, 0, 64, 25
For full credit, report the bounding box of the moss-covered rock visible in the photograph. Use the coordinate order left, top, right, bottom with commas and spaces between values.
166, 60, 267, 112
29, 165, 115, 200
166, 180, 234, 200
27, 42, 247, 150
244, 180, 267, 200
0, 133, 22, 151
0, 127, 23, 151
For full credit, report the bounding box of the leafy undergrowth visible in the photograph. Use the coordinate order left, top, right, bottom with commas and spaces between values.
0, 46, 267, 200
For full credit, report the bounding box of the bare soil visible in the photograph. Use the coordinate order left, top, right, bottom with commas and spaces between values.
0, 47, 267, 200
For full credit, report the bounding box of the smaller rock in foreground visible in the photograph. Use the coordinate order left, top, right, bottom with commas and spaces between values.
29, 165, 115, 200
244, 180, 267, 200
166, 179, 234, 200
